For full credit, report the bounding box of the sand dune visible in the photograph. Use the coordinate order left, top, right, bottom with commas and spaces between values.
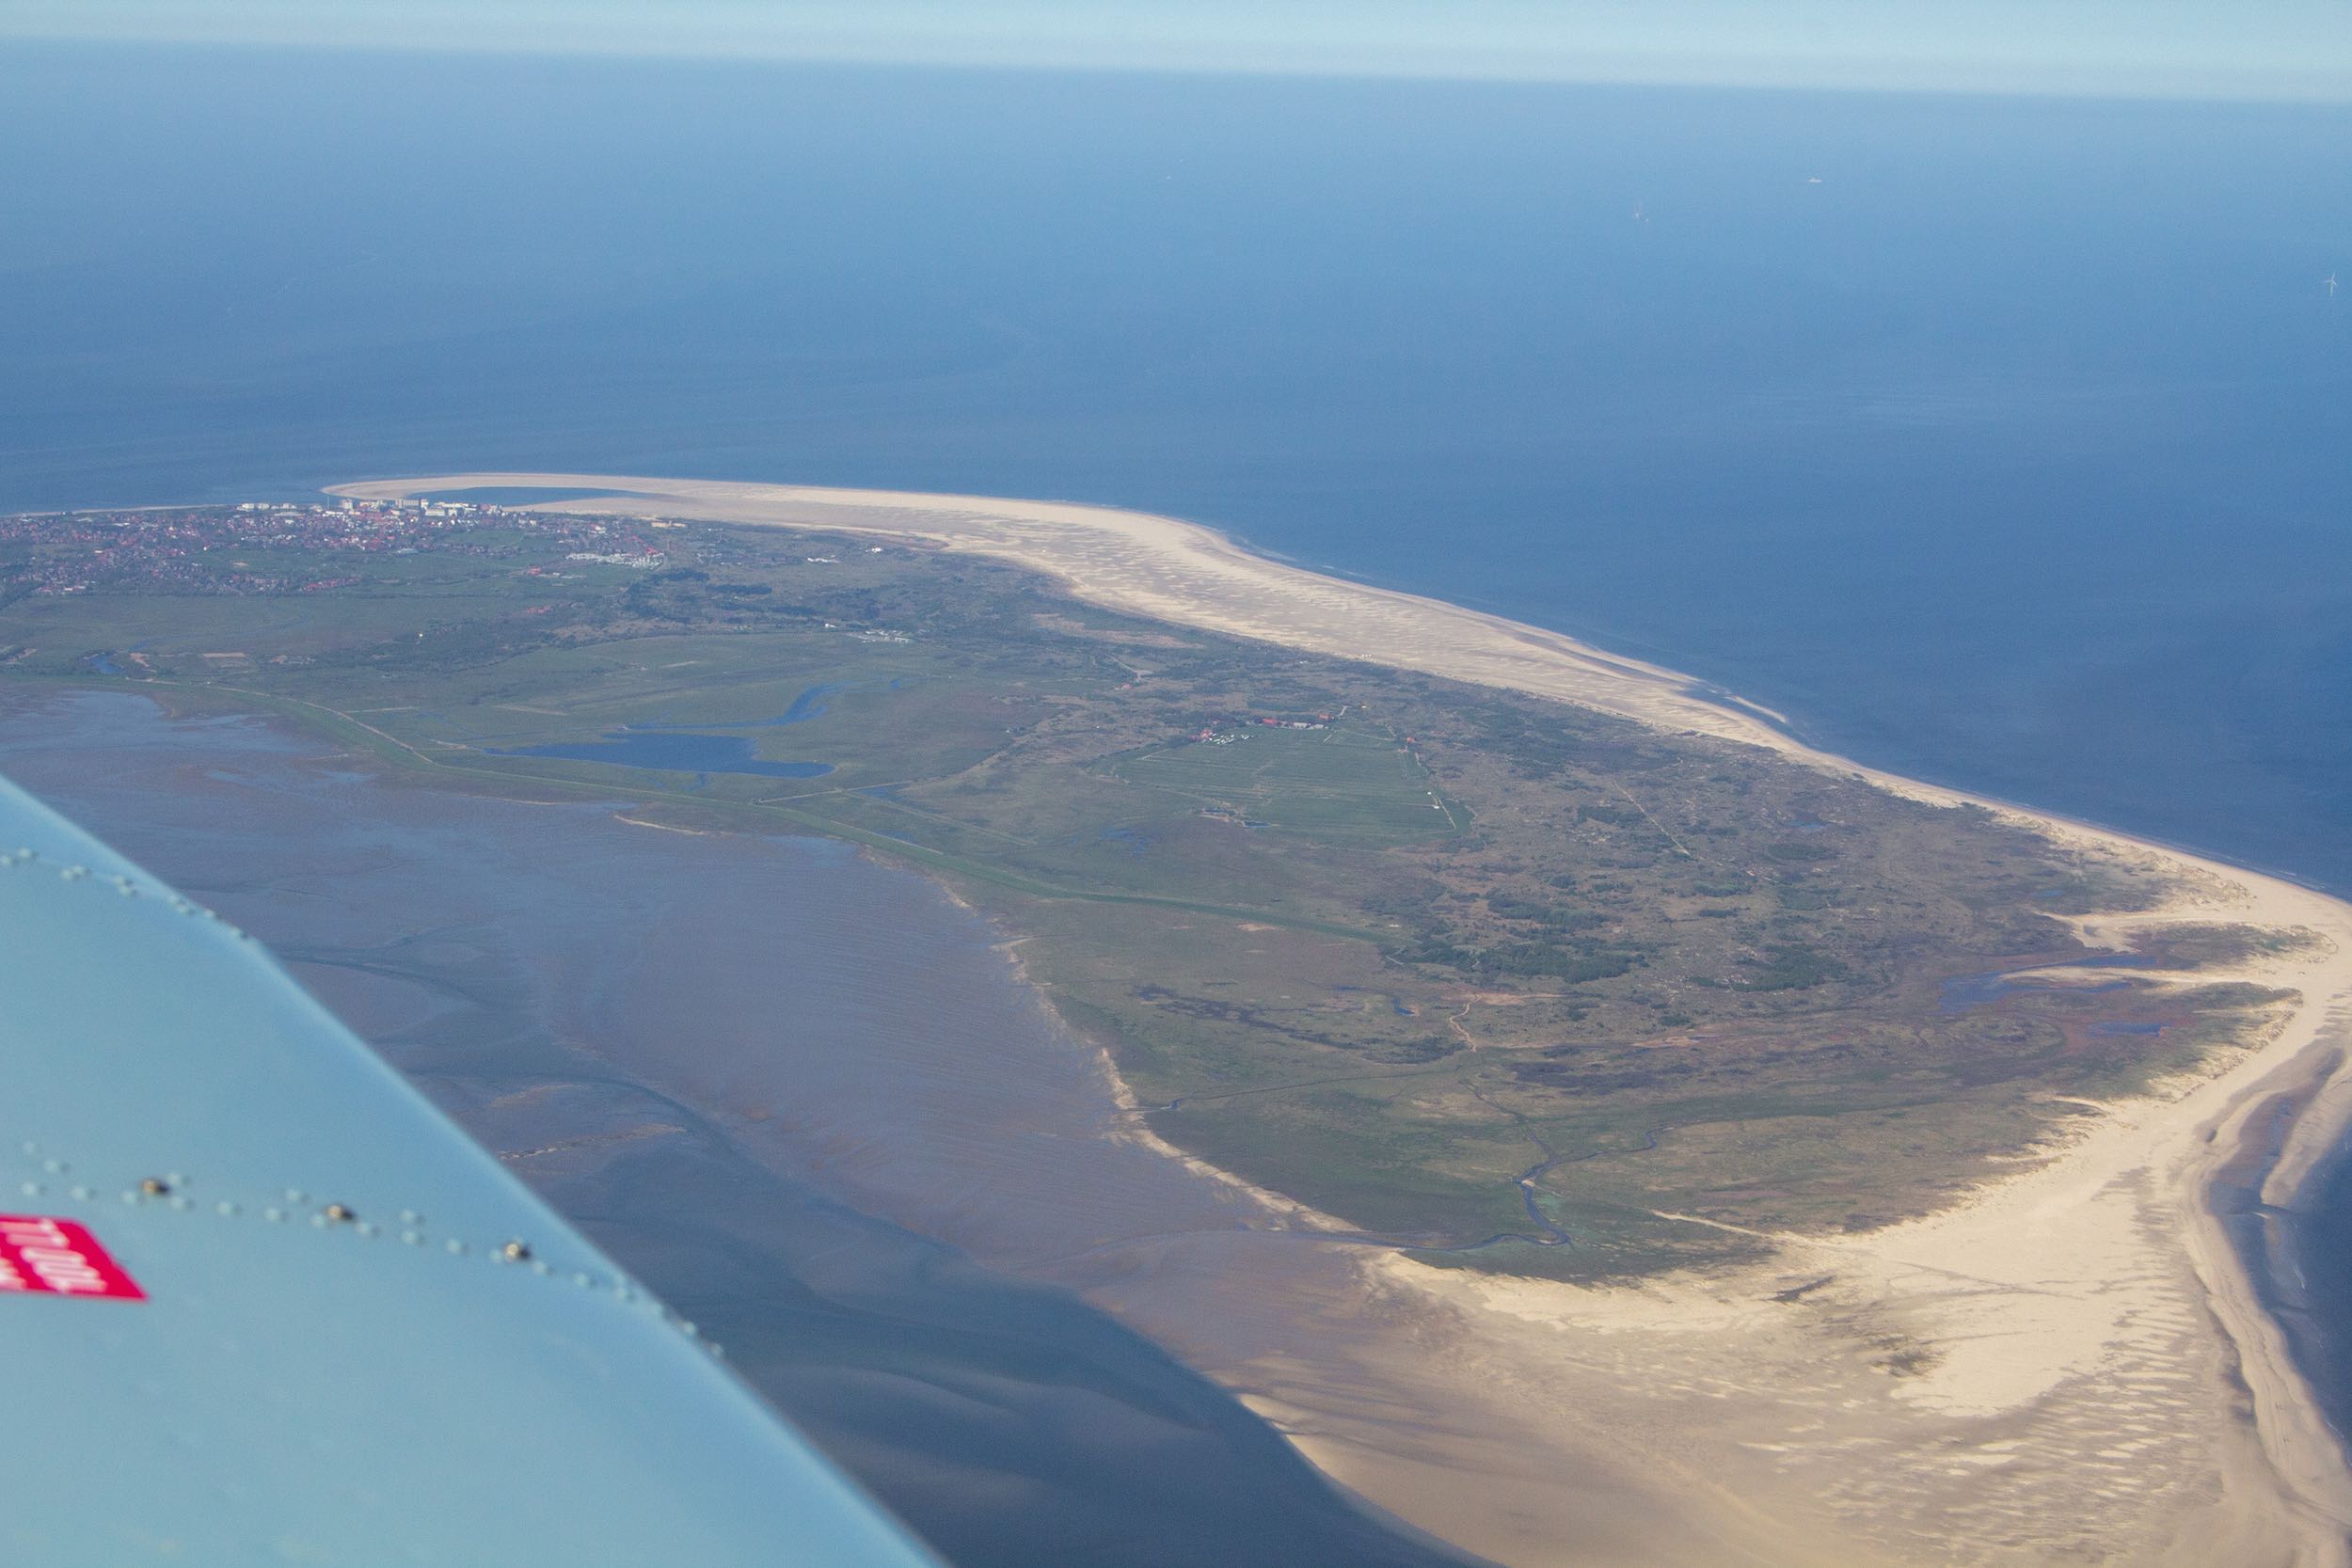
335, 473, 2352, 1566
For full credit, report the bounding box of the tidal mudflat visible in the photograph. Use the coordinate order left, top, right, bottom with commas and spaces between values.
0, 690, 1475, 1568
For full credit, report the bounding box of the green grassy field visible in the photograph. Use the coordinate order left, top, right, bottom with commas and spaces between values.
0, 506, 2286, 1277
1111, 725, 1460, 845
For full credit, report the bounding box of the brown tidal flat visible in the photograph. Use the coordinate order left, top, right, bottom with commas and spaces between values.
0, 692, 1475, 1568
333, 473, 2352, 1566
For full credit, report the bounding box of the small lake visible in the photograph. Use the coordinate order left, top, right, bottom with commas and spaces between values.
634, 681, 846, 731
489, 682, 872, 778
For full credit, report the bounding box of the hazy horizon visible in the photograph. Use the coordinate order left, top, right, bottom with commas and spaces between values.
6, 0, 2349, 103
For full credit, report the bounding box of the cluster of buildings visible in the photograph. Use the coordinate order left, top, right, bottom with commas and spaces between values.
0, 500, 657, 599
564, 551, 667, 570
1187, 713, 1335, 744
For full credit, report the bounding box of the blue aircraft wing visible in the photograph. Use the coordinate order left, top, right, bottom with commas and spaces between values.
0, 772, 943, 1567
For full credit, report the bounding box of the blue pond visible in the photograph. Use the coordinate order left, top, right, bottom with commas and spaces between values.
635, 682, 843, 732
491, 682, 849, 778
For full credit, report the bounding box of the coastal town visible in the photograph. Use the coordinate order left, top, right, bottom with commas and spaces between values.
0, 499, 661, 600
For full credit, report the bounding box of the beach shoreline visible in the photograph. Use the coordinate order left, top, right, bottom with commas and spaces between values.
331, 473, 2352, 1565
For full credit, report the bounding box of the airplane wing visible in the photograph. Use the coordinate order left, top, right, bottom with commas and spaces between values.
0, 773, 943, 1567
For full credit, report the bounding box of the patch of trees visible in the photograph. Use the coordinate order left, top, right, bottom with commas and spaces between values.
1731, 943, 1850, 991
1509, 1059, 1669, 1092
1485, 893, 1605, 932
1404, 937, 1645, 984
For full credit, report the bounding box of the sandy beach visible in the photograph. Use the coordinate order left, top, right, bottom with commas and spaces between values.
335, 473, 2352, 1566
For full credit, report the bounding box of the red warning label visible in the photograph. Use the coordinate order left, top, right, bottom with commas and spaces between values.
0, 1214, 146, 1301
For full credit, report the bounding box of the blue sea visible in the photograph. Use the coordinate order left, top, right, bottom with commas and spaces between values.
6, 43, 2348, 895
4, 36, 2350, 1531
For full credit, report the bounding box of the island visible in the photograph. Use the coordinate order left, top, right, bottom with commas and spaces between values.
5, 473, 2348, 1567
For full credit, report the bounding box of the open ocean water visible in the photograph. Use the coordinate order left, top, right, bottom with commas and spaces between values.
5, 36, 2351, 1498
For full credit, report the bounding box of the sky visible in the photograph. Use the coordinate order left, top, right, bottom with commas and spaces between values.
4, 0, 2349, 103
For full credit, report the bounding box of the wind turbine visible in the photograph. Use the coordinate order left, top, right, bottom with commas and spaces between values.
2328, 272, 2340, 296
